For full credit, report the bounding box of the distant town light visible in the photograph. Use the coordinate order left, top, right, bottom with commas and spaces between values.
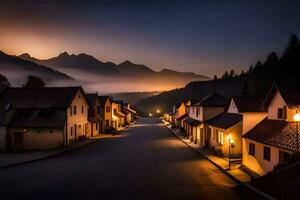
294, 113, 300, 122
156, 109, 160, 114
149, 113, 152, 117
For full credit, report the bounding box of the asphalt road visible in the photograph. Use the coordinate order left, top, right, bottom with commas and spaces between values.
0, 118, 246, 200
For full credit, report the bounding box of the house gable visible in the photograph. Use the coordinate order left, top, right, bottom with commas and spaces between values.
227, 99, 239, 114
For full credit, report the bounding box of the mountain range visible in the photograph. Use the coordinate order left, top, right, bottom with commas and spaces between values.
0, 51, 75, 86
18, 52, 210, 92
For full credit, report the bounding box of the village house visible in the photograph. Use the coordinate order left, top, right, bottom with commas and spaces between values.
183, 93, 227, 147
86, 93, 103, 137
242, 82, 300, 175
204, 95, 267, 157
228, 96, 267, 134
112, 100, 126, 130
0, 87, 90, 152
123, 103, 137, 124
175, 100, 192, 126
205, 112, 243, 157
98, 96, 113, 131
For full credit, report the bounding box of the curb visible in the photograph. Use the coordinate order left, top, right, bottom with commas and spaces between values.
166, 126, 276, 200
0, 139, 98, 170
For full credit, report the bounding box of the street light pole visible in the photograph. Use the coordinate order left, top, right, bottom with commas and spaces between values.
228, 140, 231, 169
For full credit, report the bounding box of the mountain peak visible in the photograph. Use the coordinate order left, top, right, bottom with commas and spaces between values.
121, 60, 133, 65
58, 51, 70, 57
19, 53, 32, 60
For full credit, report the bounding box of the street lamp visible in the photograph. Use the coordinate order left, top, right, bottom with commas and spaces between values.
149, 113, 152, 117
294, 112, 300, 152
157, 109, 160, 114
228, 134, 235, 169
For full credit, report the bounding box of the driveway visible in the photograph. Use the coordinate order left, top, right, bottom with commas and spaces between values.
0, 118, 244, 200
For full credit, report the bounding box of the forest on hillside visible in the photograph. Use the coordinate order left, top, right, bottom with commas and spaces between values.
137, 34, 300, 114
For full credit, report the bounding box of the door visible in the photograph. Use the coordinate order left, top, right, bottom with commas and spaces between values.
14, 132, 23, 152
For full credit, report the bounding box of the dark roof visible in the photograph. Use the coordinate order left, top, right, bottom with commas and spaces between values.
123, 106, 136, 114
231, 96, 265, 112
8, 108, 66, 128
113, 100, 123, 105
176, 113, 189, 121
0, 87, 87, 128
243, 118, 299, 151
0, 87, 82, 109
98, 96, 111, 106
205, 112, 242, 129
86, 93, 98, 106
195, 93, 227, 107
262, 81, 300, 109
122, 109, 130, 115
184, 117, 202, 127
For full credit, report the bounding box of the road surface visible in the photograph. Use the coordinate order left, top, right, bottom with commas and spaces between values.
0, 118, 247, 200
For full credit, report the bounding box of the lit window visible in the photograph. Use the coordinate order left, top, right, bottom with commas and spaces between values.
217, 130, 224, 145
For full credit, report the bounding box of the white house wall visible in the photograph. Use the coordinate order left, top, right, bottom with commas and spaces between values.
242, 112, 267, 135
242, 139, 282, 176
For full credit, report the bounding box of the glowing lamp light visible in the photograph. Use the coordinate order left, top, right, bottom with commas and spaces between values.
149, 113, 152, 117
228, 134, 234, 144
294, 113, 300, 122
157, 109, 160, 114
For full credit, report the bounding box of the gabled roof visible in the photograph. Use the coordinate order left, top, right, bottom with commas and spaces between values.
194, 93, 227, 107
0, 87, 88, 128
243, 118, 298, 151
231, 96, 265, 112
98, 96, 111, 107
8, 108, 66, 128
0, 87, 83, 109
205, 112, 242, 129
183, 117, 201, 127
113, 100, 123, 105
123, 106, 136, 114
262, 81, 300, 109
86, 93, 99, 106
176, 113, 189, 121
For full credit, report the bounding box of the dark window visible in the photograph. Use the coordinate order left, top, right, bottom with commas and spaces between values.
96, 123, 98, 130
71, 127, 73, 136
106, 120, 109, 127
97, 106, 100, 114
263, 146, 271, 161
81, 106, 84, 114
49, 130, 53, 133
70, 107, 72, 116
196, 107, 199, 117
277, 108, 283, 119
106, 106, 110, 113
249, 143, 255, 156
74, 106, 77, 115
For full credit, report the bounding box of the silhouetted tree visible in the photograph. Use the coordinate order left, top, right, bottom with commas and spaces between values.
229, 69, 235, 78
221, 71, 229, 79
0, 73, 10, 87
248, 65, 253, 73
213, 75, 218, 80
23, 75, 45, 88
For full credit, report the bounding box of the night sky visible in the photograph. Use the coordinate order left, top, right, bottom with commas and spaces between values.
1, 0, 300, 76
